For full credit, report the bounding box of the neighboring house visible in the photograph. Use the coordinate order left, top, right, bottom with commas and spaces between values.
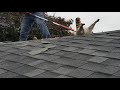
0, 30, 120, 78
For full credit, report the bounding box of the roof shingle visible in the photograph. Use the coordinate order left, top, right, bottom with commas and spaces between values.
1, 30, 120, 78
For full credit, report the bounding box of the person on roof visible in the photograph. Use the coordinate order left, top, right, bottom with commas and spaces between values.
19, 12, 51, 41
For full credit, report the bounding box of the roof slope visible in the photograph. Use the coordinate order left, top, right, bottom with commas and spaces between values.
1, 30, 120, 78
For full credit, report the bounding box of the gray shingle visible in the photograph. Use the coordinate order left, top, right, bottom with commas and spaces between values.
24, 69, 45, 77
61, 36, 74, 39
91, 41, 107, 46
0, 59, 5, 63
92, 35, 107, 38
32, 54, 60, 61
106, 36, 120, 39
78, 49, 96, 54
12, 65, 37, 74
111, 47, 120, 53
5, 48, 19, 53
5, 57, 26, 62
54, 41, 70, 46
91, 38, 113, 42
101, 38, 114, 42
88, 56, 108, 63
21, 45, 41, 51
30, 54, 47, 60
84, 45, 115, 52
52, 57, 87, 67
94, 46, 115, 52
106, 52, 120, 59
35, 61, 62, 71
102, 59, 120, 66
80, 62, 120, 74
0, 51, 9, 57
43, 49, 60, 54
53, 45, 68, 50
77, 40, 94, 45
71, 53, 93, 60
0, 46, 11, 51
58, 38, 74, 42
71, 48, 84, 52
28, 60, 45, 66
84, 45, 98, 49
68, 43, 87, 48
0, 72, 18, 78
54, 51, 68, 56
0, 69, 7, 74
110, 39, 120, 44
25, 41, 44, 47
104, 43, 120, 47
19, 57, 40, 64
91, 51, 109, 57
1, 53, 26, 61
11, 49, 29, 55
67, 68, 94, 78
3, 44, 15, 48
33, 71, 61, 78
28, 45, 56, 55
113, 70, 120, 76
0, 60, 24, 70
12, 41, 29, 47
73, 36, 91, 40
69, 39, 84, 43
13, 75, 30, 78
87, 72, 112, 78
53, 65, 76, 75
54, 51, 79, 58
62, 47, 78, 51
55, 75, 73, 78
108, 75, 120, 78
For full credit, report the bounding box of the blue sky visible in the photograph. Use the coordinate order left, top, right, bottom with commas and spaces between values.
47, 12, 120, 33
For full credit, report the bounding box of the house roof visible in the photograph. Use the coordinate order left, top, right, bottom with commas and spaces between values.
1, 30, 120, 78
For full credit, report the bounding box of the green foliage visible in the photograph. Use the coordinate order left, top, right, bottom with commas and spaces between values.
0, 27, 19, 42
0, 12, 73, 42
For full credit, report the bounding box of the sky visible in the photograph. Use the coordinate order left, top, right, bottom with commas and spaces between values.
47, 12, 120, 33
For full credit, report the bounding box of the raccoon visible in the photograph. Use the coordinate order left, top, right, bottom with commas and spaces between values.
76, 18, 100, 36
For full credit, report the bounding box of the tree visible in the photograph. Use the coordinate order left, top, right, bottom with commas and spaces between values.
0, 12, 22, 42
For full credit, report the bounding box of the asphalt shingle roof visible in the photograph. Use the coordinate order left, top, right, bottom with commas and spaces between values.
1, 30, 120, 78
